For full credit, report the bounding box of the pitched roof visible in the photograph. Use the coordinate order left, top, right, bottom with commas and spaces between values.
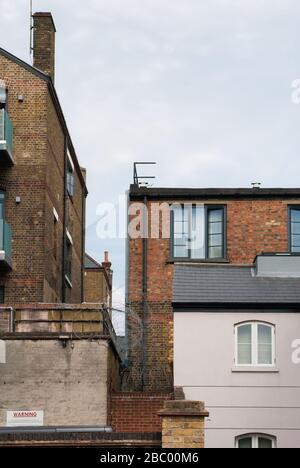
85, 253, 102, 269
173, 264, 300, 306
0, 47, 50, 81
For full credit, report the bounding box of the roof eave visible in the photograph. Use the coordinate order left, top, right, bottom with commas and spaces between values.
129, 185, 300, 201
172, 302, 300, 310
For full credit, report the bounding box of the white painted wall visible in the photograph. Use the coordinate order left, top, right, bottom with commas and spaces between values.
174, 310, 300, 448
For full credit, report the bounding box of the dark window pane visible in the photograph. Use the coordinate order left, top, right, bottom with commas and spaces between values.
174, 245, 189, 258
291, 222, 300, 235
208, 209, 223, 222
292, 235, 300, 247
291, 209, 300, 222
208, 234, 223, 247
0, 192, 5, 220
290, 209, 300, 253
189, 205, 205, 259
174, 221, 189, 235
207, 208, 224, 259
208, 246, 223, 259
238, 437, 252, 448
258, 438, 273, 449
0, 286, 4, 303
172, 205, 190, 258
208, 221, 222, 235
173, 205, 189, 223
258, 325, 272, 365
237, 325, 252, 365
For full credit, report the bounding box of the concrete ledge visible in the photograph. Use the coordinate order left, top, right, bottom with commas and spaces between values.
158, 400, 209, 418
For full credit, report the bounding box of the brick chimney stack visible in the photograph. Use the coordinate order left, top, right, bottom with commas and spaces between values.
33, 12, 56, 82
102, 251, 112, 270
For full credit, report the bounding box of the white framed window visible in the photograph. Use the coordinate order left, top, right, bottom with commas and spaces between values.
235, 322, 275, 367
236, 434, 276, 449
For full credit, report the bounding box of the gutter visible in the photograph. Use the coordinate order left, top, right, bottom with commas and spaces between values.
62, 135, 68, 303
0, 426, 112, 434
141, 195, 148, 391
172, 302, 300, 311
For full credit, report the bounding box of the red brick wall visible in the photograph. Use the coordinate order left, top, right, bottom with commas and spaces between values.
127, 197, 299, 391
111, 393, 172, 433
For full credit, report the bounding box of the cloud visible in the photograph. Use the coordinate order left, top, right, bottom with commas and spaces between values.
1, 0, 300, 309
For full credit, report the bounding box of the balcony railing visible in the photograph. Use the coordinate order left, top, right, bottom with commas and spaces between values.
0, 219, 12, 268
0, 109, 14, 165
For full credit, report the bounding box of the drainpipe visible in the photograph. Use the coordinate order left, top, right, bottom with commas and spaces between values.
62, 136, 68, 303
124, 191, 130, 368
81, 183, 86, 304
141, 195, 148, 391
10, 307, 14, 333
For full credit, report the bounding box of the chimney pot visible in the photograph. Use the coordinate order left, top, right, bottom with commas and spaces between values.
33, 12, 56, 82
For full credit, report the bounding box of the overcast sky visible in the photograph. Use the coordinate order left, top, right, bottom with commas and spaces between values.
1, 1, 300, 328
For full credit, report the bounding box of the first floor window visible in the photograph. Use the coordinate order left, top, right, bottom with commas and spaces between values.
236, 434, 276, 449
171, 204, 226, 260
235, 322, 275, 367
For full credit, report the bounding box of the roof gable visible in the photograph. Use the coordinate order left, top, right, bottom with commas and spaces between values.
85, 254, 102, 269
0, 47, 50, 82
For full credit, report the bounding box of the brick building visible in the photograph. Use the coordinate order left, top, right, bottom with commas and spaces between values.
126, 185, 300, 393
0, 12, 87, 305
0, 304, 121, 429
84, 252, 112, 308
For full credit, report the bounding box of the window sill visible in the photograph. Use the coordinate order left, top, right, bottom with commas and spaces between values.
167, 258, 230, 265
232, 366, 279, 373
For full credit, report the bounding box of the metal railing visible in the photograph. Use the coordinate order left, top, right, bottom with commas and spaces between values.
0, 109, 13, 158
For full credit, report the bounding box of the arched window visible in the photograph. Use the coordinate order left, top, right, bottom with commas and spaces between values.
235, 322, 275, 367
236, 434, 276, 449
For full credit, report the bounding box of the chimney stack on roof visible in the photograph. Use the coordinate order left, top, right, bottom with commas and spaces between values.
102, 251, 112, 270
33, 12, 56, 82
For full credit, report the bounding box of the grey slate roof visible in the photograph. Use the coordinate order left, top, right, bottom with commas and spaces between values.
173, 265, 300, 304
85, 253, 102, 269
